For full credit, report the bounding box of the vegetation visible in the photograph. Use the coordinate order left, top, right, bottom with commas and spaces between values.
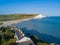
30, 35, 49, 45
0, 27, 17, 45
0, 23, 3, 25
0, 14, 37, 21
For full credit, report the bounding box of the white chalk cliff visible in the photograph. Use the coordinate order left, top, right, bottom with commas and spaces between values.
33, 14, 46, 18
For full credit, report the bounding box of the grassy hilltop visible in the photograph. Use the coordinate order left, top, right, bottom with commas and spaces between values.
0, 14, 37, 21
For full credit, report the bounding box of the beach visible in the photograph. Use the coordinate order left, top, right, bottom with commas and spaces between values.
0, 19, 30, 27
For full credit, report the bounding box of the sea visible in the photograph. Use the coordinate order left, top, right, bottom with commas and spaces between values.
14, 16, 60, 44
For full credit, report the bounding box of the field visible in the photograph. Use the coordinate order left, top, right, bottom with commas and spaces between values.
0, 14, 37, 21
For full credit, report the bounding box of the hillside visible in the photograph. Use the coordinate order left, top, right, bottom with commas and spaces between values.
0, 27, 17, 45
0, 14, 37, 21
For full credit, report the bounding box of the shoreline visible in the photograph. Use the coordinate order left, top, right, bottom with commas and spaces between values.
0, 14, 46, 27
0, 19, 30, 27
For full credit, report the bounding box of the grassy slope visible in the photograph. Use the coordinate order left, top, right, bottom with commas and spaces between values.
0, 27, 17, 45
0, 14, 37, 21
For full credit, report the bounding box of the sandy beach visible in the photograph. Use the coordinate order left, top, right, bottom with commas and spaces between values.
0, 19, 30, 27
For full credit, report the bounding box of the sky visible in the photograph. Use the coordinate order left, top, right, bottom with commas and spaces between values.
0, 0, 60, 16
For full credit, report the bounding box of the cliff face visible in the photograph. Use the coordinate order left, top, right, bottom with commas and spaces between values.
33, 14, 46, 18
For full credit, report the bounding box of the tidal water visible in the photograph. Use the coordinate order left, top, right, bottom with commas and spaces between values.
15, 16, 60, 44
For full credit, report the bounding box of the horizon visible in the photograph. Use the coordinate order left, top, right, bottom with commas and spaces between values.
0, 0, 60, 16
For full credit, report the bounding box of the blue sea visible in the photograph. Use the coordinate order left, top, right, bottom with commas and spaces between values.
15, 16, 60, 44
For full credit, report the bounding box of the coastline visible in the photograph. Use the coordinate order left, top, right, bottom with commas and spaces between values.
0, 14, 45, 27
0, 19, 30, 27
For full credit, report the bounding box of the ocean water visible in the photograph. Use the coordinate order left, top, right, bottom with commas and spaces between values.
15, 16, 60, 44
